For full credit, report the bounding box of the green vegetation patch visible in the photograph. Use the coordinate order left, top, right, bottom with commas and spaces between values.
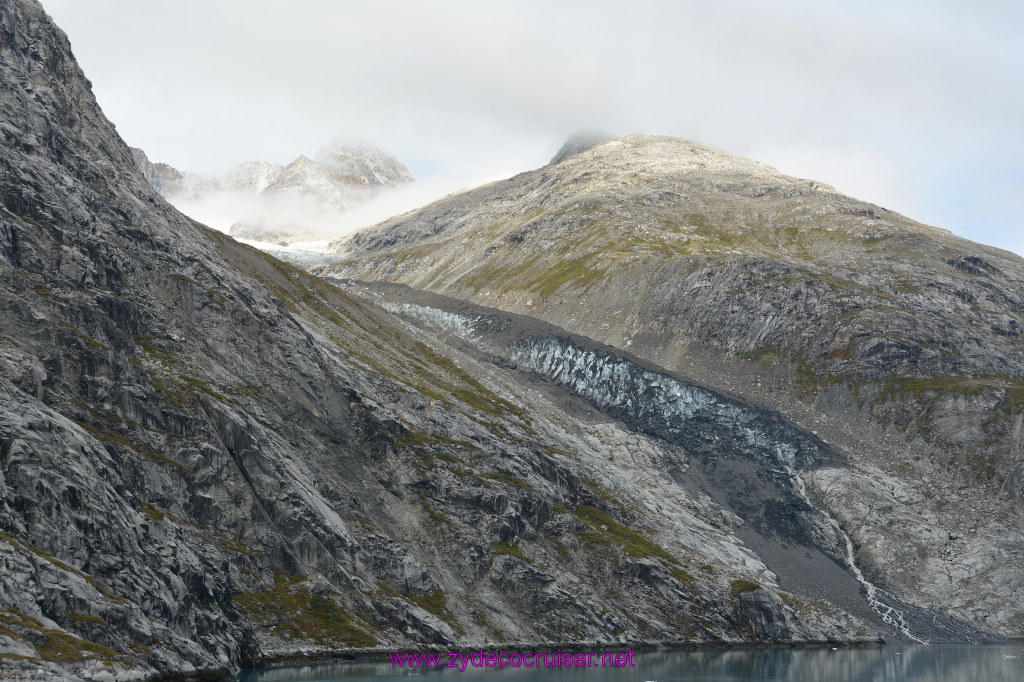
403, 589, 466, 635
177, 373, 228, 401
490, 540, 533, 563
867, 376, 1024, 448
217, 537, 257, 555
233, 571, 377, 646
875, 376, 992, 404
1000, 382, 1024, 414
1, 533, 129, 605
142, 449, 190, 475
131, 334, 178, 364
573, 505, 679, 565
77, 421, 133, 449
964, 452, 1000, 481
730, 579, 762, 598
1, 609, 123, 665
413, 341, 529, 420
79, 420, 188, 475
66, 611, 107, 626
146, 368, 228, 411
137, 503, 169, 522
37, 628, 122, 664
541, 444, 569, 457
424, 503, 455, 528
85, 336, 113, 352
404, 589, 447, 615
672, 566, 695, 583
396, 430, 477, 452
737, 345, 838, 396
397, 429, 481, 474
581, 476, 619, 504
780, 592, 843, 618
1, 533, 80, 580
524, 254, 609, 298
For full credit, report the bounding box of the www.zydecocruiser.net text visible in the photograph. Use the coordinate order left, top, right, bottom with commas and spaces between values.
389, 650, 638, 671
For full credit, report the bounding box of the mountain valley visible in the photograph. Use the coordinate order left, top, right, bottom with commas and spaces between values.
1, 2, 1023, 681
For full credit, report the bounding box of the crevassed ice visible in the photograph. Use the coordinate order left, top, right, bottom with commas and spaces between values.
508, 337, 822, 469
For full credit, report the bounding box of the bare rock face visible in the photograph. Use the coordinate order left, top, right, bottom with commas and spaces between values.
131, 147, 187, 194
317, 135, 1024, 638
1, 2, 899, 680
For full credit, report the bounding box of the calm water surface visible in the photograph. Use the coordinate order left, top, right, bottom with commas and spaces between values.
238, 645, 1023, 682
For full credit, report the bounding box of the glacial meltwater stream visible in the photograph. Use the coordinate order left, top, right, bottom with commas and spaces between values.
239, 646, 1023, 682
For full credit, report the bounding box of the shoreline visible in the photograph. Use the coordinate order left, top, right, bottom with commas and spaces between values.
122, 635, 1024, 679
138, 640, 885, 681
235, 637, 889, 672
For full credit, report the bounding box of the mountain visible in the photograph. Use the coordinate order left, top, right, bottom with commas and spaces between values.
316, 135, 1024, 638
131, 142, 413, 246
130, 147, 284, 198
255, 140, 415, 206
229, 140, 414, 244
313, 139, 416, 192
0, 3, 906, 680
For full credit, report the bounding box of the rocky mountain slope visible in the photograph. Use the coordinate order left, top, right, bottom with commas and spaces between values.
0, 2, 905, 680
317, 136, 1024, 639
132, 141, 413, 246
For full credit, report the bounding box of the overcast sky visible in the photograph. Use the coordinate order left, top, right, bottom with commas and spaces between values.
42, 0, 1024, 256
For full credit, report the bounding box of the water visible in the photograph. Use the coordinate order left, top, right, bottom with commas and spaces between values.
238, 645, 1023, 682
